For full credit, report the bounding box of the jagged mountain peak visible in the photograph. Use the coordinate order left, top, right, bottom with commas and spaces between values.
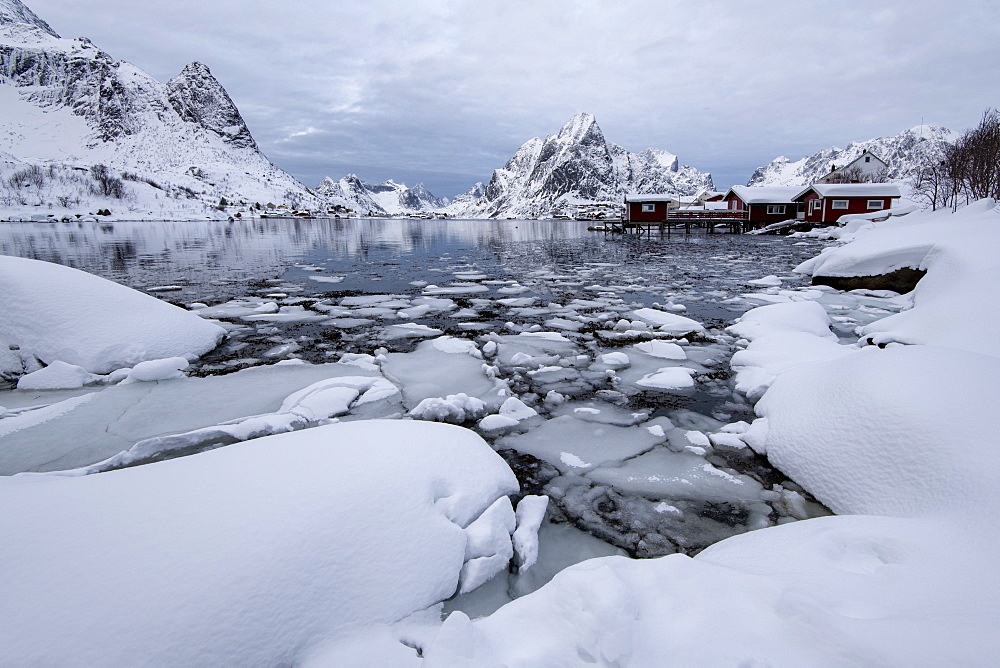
166, 61, 256, 150
0, 0, 58, 39
638, 147, 679, 172
556, 112, 603, 145
0, 1, 316, 213
457, 113, 712, 218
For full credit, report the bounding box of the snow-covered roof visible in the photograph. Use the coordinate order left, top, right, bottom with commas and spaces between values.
794, 183, 901, 200
725, 186, 801, 204
625, 194, 677, 203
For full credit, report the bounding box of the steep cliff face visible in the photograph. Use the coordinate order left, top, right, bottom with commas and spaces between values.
0, 0, 57, 39
458, 113, 714, 219
0, 0, 313, 210
166, 62, 257, 150
748, 126, 960, 187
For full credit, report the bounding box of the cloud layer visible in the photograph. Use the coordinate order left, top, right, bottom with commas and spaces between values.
29, 0, 1000, 196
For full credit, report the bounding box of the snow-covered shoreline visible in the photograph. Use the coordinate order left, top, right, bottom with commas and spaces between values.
2, 202, 999, 664
414, 200, 1000, 664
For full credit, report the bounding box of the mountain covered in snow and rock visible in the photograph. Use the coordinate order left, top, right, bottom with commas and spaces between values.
314, 174, 449, 216
454, 113, 714, 219
0, 0, 315, 218
747, 125, 960, 188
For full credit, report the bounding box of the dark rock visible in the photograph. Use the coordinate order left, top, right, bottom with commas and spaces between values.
812, 266, 926, 293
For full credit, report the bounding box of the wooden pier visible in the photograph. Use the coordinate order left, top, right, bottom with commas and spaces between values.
603, 210, 755, 235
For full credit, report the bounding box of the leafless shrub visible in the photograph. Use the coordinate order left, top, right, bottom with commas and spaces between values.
911, 109, 1000, 210
89, 164, 126, 199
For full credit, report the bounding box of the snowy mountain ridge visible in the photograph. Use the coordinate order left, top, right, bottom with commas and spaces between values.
454, 112, 714, 219
747, 125, 960, 188
0, 0, 315, 218
314, 174, 449, 215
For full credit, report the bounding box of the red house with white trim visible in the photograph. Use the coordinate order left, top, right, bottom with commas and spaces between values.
722, 186, 800, 226
793, 183, 901, 224
624, 194, 678, 222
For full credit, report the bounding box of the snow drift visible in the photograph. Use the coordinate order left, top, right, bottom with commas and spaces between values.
0, 419, 520, 665
0, 255, 225, 373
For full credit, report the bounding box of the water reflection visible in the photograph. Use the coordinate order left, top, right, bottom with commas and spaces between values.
0, 218, 817, 320
0, 218, 594, 289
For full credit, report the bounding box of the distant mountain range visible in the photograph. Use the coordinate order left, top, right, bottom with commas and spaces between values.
314, 174, 449, 215
747, 125, 960, 188
314, 113, 712, 219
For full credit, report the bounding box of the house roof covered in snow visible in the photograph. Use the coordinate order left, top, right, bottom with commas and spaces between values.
794, 183, 902, 200
724, 186, 801, 204
625, 194, 678, 203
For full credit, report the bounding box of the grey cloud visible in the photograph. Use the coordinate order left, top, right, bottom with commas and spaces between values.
26, 0, 1000, 196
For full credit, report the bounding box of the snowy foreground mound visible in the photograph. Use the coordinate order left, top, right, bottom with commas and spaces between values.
0, 255, 225, 374
409, 202, 1000, 665
0, 420, 524, 665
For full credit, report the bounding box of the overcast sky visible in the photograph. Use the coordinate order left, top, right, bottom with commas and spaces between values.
27, 0, 1000, 197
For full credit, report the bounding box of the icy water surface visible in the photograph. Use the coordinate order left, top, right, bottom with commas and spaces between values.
3, 218, 837, 610
0, 217, 817, 321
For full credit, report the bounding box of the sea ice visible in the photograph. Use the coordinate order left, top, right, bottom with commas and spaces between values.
496, 415, 664, 474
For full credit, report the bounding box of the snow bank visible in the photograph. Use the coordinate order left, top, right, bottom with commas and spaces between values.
796, 199, 1000, 355
0, 420, 519, 666
0, 256, 225, 373
753, 344, 1000, 517
422, 514, 999, 667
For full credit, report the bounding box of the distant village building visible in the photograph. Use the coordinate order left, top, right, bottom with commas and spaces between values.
691, 188, 725, 205
817, 150, 889, 184
722, 186, 801, 226
794, 183, 901, 223
624, 194, 679, 222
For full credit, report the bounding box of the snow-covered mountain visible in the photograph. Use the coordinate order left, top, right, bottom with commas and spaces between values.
314, 174, 449, 215
747, 125, 960, 187
454, 113, 714, 219
0, 0, 315, 218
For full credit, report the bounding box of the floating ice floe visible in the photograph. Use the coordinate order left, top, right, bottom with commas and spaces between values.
635, 366, 696, 390
0, 362, 395, 475
630, 308, 705, 336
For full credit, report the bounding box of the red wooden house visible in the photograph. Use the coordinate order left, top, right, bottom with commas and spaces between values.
793, 184, 901, 224
624, 194, 678, 222
722, 186, 801, 226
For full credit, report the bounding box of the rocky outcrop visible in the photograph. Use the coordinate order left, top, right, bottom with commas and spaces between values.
167, 62, 257, 150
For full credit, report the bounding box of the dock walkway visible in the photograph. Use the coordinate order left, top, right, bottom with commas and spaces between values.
605, 210, 755, 235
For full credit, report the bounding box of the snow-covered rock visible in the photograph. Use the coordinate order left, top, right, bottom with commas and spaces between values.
0, 255, 225, 374
14, 359, 93, 389
0, 419, 519, 665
